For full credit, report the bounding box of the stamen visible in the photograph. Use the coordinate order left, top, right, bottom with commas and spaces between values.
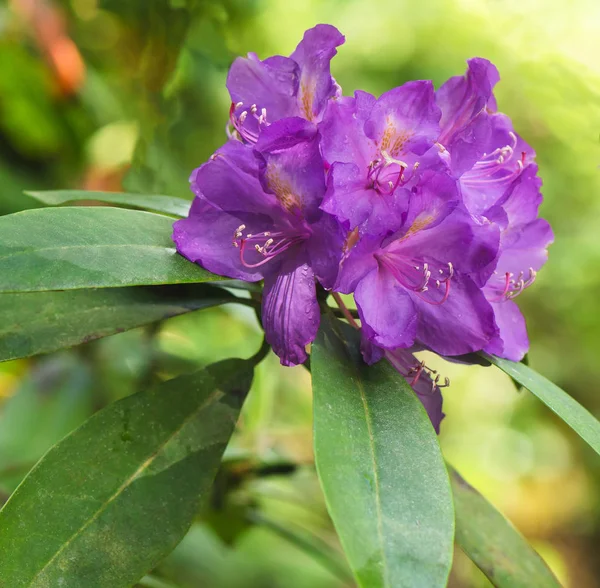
232, 225, 308, 268
489, 268, 536, 301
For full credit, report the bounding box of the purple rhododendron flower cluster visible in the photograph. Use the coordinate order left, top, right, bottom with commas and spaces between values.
173, 24, 553, 432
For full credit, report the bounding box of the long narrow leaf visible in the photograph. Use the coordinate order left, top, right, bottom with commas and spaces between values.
25, 190, 191, 218
0, 207, 220, 292
451, 466, 560, 587
0, 359, 254, 588
0, 284, 235, 363
484, 353, 600, 456
312, 315, 454, 588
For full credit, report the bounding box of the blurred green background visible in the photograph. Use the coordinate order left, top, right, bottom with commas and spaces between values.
1, 0, 599, 586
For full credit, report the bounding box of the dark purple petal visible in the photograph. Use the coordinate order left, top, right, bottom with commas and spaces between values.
289, 24, 345, 121
414, 276, 497, 356
227, 52, 299, 122
485, 299, 529, 361
262, 255, 319, 366
254, 117, 326, 220
364, 81, 441, 157
306, 211, 345, 289
355, 267, 418, 349
173, 199, 267, 282
191, 140, 282, 219
385, 347, 445, 433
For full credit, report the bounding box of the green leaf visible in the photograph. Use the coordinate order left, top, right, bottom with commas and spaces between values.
0, 206, 221, 292
311, 315, 454, 588
0, 358, 254, 588
25, 190, 191, 217
0, 284, 234, 363
451, 466, 560, 587
484, 353, 600, 456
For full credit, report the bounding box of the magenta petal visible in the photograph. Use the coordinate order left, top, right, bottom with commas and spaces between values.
290, 24, 345, 121
364, 80, 441, 157
485, 299, 529, 361
355, 267, 418, 349
262, 256, 319, 366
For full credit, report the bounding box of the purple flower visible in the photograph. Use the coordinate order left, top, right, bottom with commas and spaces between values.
227, 24, 345, 144
436, 58, 536, 216
386, 347, 446, 433
173, 118, 344, 366
482, 166, 553, 360
319, 83, 443, 233
334, 172, 500, 356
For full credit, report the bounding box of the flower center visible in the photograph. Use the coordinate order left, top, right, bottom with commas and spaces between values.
232, 224, 308, 268
377, 253, 454, 305
227, 102, 270, 145
462, 132, 525, 187
366, 150, 419, 195
488, 268, 536, 302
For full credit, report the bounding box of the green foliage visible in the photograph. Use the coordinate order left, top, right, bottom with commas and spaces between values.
450, 466, 561, 587
0, 359, 254, 587
1, 0, 599, 585
25, 191, 191, 217
312, 315, 454, 587
0, 207, 220, 292
0, 284, 234, 363
485, 353, 600, 457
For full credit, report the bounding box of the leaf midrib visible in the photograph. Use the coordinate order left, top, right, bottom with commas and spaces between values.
0, 243, 179, 263
355, 371, 391, 588
25, 387, 224, 587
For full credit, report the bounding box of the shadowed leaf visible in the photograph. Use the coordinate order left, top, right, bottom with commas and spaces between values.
0, 284, 235, 363
0, 207, 221, 292
0, 359, 254, 588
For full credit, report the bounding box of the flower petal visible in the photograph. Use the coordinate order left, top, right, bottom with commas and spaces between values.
321, 162, 408, 234
227, 52, 299, 122
262, 255, 319, 366
172, 199, 267, 282
355, 267, 418, 349
290, 24, 345, 121
437, 57, 500, 173
306, 211, 345, 289
319, 90, 377, 166
385, 347, 445, 433
413, 276, 497, 356
485, 299, 529, 361
364, 80, 441, 157
191, 141, 282, 218
254, 117, 326, 220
